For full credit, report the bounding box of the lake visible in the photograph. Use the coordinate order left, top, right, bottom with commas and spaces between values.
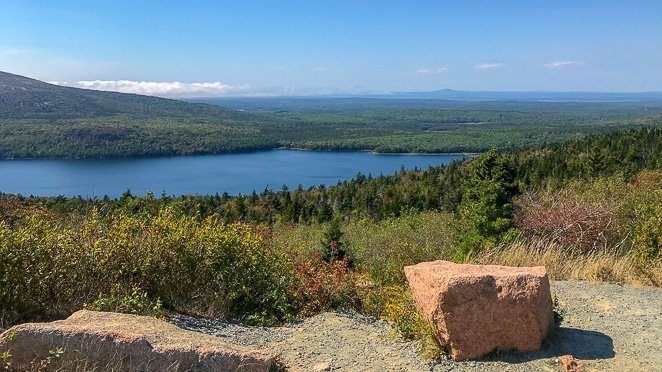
0, 150, 468, 198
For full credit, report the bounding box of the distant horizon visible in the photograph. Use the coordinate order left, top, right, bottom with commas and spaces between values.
6, 71, 662, 100
7, 70, 662, 102
50, 78, 662, 99
22, 72, 662, 99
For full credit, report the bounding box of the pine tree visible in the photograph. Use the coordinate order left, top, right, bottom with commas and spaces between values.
319, 218, 349, 264
453, 149, 515, 261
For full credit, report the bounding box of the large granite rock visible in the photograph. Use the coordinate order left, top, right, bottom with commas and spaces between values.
404, 260, 554, 361
0, 310, 273, 371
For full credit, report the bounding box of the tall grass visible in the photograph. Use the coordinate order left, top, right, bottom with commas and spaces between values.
472, 237, 661, 286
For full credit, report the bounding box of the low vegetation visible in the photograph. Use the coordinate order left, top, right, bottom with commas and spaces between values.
1, 128, 660, 357
0, 208, 296, 327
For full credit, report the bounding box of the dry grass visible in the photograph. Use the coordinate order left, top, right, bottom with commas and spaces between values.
471, 237, 661, 287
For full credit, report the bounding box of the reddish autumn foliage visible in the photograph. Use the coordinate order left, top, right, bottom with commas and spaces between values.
291, 254, 360, 316
0, 196, 49, 225
515, 193, 617, 251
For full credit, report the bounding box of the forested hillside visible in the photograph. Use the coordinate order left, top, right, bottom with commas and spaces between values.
0, 71, 241, 118
1, 71, 662, 158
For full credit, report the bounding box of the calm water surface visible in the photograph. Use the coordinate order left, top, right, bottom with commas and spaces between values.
0, 150, 467, 197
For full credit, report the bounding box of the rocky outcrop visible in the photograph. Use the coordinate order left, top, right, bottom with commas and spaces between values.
0, 310, 273, 371
404, 260, 553, 361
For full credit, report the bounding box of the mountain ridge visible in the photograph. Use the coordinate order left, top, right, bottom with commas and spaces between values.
0, 71, 236, 119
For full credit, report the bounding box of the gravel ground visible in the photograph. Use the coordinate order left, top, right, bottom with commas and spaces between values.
169, 315, 286, 346
170, 281, 662, 371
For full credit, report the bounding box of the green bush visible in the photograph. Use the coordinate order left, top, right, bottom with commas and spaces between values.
272, 212, 455, 286
0, 208, 297, 327
319, 218, 349, 263
345, 212, 454, 285
84, 286, 163, 318
633, 214, 661, 267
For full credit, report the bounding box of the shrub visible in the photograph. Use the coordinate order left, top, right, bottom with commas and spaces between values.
1, 330, 16, 370
84, 286, 163, 318
345, 212, 454, 285
359, 284, 441, 358
0, 195, 49, 225
514, 192, 617, 251
273, 212, 455, 286
453, 149, 515, 261
319, 218, 349, 264
551, 294, 565, 326
291, 255, 359, 316
514, 171, 662, 256
0, 208, 297, 327
633, 214, 661, 267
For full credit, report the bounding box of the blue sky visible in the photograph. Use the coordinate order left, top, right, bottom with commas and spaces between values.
1, 0, 661, 96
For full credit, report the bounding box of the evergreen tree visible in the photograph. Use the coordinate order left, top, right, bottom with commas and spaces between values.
319, 218, 350, 264
316, 203, 333, 222
453, 149, 515, 261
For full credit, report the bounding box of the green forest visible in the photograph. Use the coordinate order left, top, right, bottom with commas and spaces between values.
1, 108, 661, 158
2, 71, 662, 158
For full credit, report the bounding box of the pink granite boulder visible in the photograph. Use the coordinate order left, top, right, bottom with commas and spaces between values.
404, 260, 554, 361
0, 310, 273, 371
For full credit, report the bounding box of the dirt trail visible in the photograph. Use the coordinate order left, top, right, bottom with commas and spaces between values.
171, 281, 662, 371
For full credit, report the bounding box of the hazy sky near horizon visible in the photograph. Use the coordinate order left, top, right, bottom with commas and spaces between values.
1, 0, 661, 97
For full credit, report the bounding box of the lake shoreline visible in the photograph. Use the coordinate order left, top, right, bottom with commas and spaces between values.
0, 147, 480, 161
0, 150, 466, 198
275, 147, 480, 156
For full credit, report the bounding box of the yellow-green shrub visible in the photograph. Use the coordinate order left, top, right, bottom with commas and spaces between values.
344, 212, 454, 284
0, 208, 296, 327
360, 284, 441, 358
272, 212, 455, 286
633, 214, 661, 267
84, 286, 163, 317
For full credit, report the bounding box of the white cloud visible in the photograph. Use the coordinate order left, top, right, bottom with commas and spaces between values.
544, 60, 583, 68
474, 63, 503, 70
52, 80, 253, 98
416, 67, 448, 75
48, 80, 378, 98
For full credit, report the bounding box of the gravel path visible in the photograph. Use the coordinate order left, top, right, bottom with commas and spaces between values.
170, 281, 662, 371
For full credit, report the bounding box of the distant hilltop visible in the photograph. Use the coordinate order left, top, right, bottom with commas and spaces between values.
0, 71, 235, 119
368, 89, 662, 102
